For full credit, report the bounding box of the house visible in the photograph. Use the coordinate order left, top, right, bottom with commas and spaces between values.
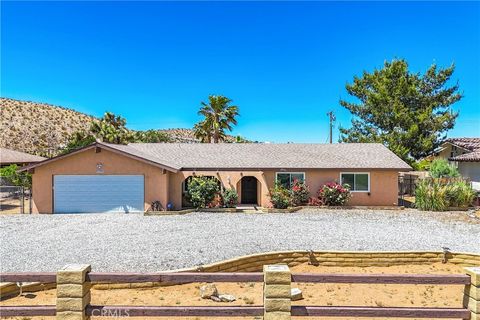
0, 148, 46, 168
20, 142, 411, 213
436, 138, 480, 189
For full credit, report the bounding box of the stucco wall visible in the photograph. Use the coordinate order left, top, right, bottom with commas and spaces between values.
32, 148, 168, 213
32, 147, 401, 212
168, 169, 399, 208
458, 162, 480, 183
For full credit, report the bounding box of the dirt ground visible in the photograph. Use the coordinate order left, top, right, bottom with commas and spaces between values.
0, 198, 30, 214
0, 262, 469, 320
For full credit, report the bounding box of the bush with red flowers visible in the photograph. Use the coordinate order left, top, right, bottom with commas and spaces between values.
290, 179, 310, 206
317, 181, 351, 206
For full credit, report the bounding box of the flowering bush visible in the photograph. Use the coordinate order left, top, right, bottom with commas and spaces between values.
290, 179, 310, 206
269, 183, 291, 209
222, 188, 239, 208
318, 181, 351, 206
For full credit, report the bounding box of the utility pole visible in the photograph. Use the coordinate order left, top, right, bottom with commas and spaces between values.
326, 111, 336, 144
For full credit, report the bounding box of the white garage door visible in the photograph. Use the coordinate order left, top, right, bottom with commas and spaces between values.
54, 175, 144, 213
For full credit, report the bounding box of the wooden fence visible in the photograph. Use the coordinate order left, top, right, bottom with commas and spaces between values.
0, 264, 478, 319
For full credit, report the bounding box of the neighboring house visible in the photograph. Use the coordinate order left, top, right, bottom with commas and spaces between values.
20, 142, 411, 213
436, 138, 480, 188
0, 147, 46, 168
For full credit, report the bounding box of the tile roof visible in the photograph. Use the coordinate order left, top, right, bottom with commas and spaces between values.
445, 138, 480, 151
104, 142, 412, 170
0, 148, 46, 165
450, 151, 480, 162
445, 138, 480, 162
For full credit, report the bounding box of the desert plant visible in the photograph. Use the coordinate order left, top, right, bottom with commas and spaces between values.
445, 180, 476, 208
290, 179, 310, 206
186, 176, 220, 209
222, 188, 239, 208
318, 182, 351, 206
429, 159, 460, 178
269, 183, 291, 209
415, 179, 449, 211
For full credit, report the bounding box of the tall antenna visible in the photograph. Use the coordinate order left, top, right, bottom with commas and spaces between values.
326, 111, 336, 144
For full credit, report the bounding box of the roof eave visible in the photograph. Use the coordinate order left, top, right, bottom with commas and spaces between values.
18, 142, 179, 173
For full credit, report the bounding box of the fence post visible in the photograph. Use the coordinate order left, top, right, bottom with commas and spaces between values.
56, 264, 91, 320
263, 265, 291, 320
465, 267, 480, 320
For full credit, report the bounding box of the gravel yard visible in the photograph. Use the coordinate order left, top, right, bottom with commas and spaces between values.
1, 209, 479, 272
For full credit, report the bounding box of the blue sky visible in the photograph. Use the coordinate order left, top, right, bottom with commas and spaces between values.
2, 1, 479, 142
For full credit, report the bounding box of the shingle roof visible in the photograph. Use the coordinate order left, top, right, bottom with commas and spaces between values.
445, 138, 480, 151
104, 142, 412, 170
0, 148, 46, 165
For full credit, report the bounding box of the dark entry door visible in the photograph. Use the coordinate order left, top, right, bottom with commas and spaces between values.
241, 177, 257, 204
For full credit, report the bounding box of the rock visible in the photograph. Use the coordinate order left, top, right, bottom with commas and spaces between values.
210, 295, 221, 302
291, 288, 303, 301
218, 294, 236, 302
200, 283, 218, 299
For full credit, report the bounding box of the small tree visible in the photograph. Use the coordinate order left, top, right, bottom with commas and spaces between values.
0, 164, 32, 188
186, 176, 220, 209
429, 159, 460, 178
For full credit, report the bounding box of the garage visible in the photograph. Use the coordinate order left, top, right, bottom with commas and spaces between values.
53, 175, 144, 213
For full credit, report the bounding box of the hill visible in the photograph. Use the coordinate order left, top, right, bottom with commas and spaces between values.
1, 98, 95, 156
1, 98, 243, 156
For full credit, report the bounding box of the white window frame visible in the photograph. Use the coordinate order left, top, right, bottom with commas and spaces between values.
339, 172, 370, 193
275, 172, 306, 187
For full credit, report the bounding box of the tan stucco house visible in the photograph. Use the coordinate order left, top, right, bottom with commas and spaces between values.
21, 142, 411, 213
436, 138, 480, 190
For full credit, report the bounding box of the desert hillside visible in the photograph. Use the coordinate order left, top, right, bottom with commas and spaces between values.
1, 98, 95, 156
1, 98, 243, 156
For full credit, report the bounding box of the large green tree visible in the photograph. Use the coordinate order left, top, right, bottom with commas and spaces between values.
194, 95, 239, 143
339, 59, 462, 164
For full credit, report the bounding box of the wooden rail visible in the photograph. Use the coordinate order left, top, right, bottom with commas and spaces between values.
0, 267, 475, 319
1, 272, 470, 284
290, 306, 471, 318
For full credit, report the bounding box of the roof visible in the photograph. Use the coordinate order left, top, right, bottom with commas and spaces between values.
445, 137, 480, 162
0, 148, 46, 165
103, 142, 411, 170
444, 138, 480, 151
450, 151, 480, 162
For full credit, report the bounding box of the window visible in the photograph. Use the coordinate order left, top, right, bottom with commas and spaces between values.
340, 173, 370, 192
276, 172, 305, 188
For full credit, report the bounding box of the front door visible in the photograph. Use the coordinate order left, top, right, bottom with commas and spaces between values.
241, 176, 258, 204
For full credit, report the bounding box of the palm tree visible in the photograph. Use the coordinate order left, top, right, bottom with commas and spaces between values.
194, 95, 239, 143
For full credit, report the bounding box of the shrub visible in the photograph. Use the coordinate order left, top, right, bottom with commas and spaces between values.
222, 188, 239, 208
318, 182, 351, 206
445, 180, 476, 208
415, 179, 448, 211
186, 176, 220, 209
429, 159, 459, 178
269, 183, 291, 209
415, 178, 476, 211
290, 179, 310, 206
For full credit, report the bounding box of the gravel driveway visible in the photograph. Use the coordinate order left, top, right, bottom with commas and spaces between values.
1, 209, 478, 272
